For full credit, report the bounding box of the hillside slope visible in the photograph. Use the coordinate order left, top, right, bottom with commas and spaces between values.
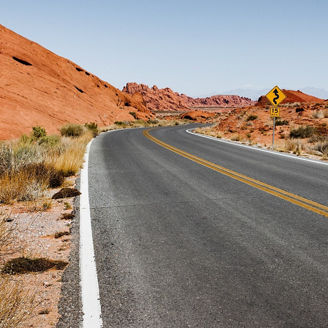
257, 89, 324, 106
0, 25, 152, 139
123, 82, 254, 112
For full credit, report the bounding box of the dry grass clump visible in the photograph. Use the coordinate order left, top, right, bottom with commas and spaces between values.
312, 110, 324, 119
194, 126, 222, 138
0, 277, 34, 328
60, 124, 84, 137
0, 215, 35, 328
50, 131, 93, 176
0, 125, 93, 204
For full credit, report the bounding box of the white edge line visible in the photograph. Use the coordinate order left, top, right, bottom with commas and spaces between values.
79, 128, 139, 328
186, 129, 328, 166
80, 138, 102, 328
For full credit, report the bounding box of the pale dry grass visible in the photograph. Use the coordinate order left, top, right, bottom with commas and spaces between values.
312, 110, 324, 119
49, 131, 93, 176
0, 126, 93, 204
0, 215, 34, 328
194, 126, 222, 138
0, 172, 47, 204
0, 277, 35, 328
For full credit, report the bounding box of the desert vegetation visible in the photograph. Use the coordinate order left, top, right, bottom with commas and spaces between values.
103, 118, 190, 131
194, 100, 328, 160
0, 124, 96, 204
0, 123, 96, 326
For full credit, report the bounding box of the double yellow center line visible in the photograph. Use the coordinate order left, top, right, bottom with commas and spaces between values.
144, 129, 328, 218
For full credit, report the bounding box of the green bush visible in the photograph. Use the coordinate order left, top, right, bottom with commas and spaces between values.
246, 115, 258, 121
290, 126, 315, 138
38, 135, 60, 147
32, 126, 47, 139
60, 124, 84, 137
84, 122, 99, 136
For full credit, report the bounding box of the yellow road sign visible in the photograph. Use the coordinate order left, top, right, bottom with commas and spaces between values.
270, 106, 280, 117
266, 86, 286, 107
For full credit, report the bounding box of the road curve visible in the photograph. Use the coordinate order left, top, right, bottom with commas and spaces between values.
88, 124, 328, 328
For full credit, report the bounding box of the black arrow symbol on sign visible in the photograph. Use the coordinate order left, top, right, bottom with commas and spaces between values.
273, 88, 279, 105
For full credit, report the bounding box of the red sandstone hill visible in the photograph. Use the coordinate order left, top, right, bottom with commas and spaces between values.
0, 25, 152, 139
122, 82, 254, 112
257, 89, 324, 106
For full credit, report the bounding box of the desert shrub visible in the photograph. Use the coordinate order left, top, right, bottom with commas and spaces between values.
52, 131, 92, 176
314, 140, 328, 155
148, 119, 159, 125
31, 126, 46, 139
296, 107, 304, 113
38, 135, 60, 147
312, 110, 324, 119
0, 143, 44, 176
0, 277, 34, 328
114, 121, 124, 125
84, 122, 99, 137
60, 124, 84, 137
275, 120, 289, 126
290, 126, 315, 138
19, 134, 33, 145
246, 115, 258, 121
0, 172, 46, 203
129, 111, 137, 119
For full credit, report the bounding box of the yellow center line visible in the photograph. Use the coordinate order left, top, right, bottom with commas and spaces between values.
143, 129, 328, 218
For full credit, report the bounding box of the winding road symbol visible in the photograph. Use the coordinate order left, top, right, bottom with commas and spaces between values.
273, 89, 279, 105
266, 86, 286, 107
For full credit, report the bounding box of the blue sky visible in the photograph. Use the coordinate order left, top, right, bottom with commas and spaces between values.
1, 0, 328, 98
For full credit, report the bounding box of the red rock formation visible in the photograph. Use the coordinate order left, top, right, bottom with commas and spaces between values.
257, 89, 324, 106
0, 25, 152, 139
123, 82, 254, 112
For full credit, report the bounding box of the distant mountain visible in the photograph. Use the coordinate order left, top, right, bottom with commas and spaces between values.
220, 88, 267, 101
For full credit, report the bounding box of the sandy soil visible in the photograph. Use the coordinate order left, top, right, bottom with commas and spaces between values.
0, 177, 77, 327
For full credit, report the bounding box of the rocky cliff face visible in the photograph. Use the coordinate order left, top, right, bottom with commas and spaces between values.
122, 82, 254, 111
0, 25, 152, 139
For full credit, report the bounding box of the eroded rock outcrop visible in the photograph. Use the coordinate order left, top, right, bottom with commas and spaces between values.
123, 82, 254, 111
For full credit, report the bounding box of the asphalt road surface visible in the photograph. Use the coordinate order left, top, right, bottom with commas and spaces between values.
86, 124, 328, 328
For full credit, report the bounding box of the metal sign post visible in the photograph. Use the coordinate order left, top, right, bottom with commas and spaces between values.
272, 116, 276, 150
266, 86, 286, 150
270, 106, 280, 149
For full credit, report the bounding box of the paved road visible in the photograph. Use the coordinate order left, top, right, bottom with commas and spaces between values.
87, 124, 328, 328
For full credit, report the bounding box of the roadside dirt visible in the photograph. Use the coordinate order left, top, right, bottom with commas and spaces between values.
0, 177, 77, 327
